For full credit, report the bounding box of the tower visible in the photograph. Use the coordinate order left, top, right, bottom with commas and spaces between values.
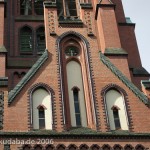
0, 0, 150, 149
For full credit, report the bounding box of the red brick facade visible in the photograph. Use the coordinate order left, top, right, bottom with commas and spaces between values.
0, 0, 150, 149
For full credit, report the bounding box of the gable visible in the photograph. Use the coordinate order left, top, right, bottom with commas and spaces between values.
8, 50, 49, 105
99, 51, 150, 106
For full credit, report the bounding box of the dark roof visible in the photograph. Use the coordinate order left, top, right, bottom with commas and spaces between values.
141, 80, 150, 89
8, 50, 48, 104
132, 67, 150, 76
99, 51, 149, 106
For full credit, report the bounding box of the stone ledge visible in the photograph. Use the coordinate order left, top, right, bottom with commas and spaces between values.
104, 48, 128, 56
0, 77, 8, 87
141, 80, 150, 89
80, 3, 93, 9
0, 128, 150, 139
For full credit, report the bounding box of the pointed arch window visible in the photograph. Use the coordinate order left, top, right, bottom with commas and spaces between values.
105, 89, 129, 131
20, 26, 33, 54
32, 88, 52, 130
56, 0, 78, 17
20, 0, 32, 15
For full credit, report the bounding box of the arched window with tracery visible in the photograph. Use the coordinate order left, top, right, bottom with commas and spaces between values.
58, 33, 95, 130
20, 0, 44, 15
20, 26, 33, 54
105, 89, 129, 130
56, 0, 78, 17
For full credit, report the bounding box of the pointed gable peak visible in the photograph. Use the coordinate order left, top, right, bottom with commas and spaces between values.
99, 0, 113, 4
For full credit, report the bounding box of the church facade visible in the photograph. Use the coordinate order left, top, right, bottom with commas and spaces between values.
0, 0, 150, 149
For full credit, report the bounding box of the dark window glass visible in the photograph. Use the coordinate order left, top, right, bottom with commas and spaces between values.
56, 0, 77, 17
20, 26, 33, 54
75, 114, 81, 126
20, 0, 32, 15
56, 0, 64, 17
73, 88, 81, 126
113, 109, 121, 129
74, 103, 80, 113
36, 27, 46, 53
38, 107, 45, 129
66, 0, 77, 16
34, 0, 44, 15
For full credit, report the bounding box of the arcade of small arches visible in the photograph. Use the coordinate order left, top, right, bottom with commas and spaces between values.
21, 144, 146, 150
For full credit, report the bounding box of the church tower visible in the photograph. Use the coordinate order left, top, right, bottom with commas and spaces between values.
0, 0, 150, 149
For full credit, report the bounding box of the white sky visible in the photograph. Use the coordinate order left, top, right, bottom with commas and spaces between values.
121, 0, 150, 73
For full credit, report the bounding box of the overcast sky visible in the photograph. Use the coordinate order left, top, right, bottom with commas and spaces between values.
121, 0, 150, 73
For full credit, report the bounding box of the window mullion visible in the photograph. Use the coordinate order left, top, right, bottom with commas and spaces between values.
63, 0, 67, 16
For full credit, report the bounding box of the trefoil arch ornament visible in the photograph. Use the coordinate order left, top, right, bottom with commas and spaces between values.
101, 84, 133, 131
56, 31, 98, 130
28, 83, 56, 130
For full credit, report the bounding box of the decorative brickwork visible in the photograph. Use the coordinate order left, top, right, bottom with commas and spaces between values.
18, 144, 148, 150
84, 10, 94, 36
0, 91, 4, 129
48, 10, 56, 35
